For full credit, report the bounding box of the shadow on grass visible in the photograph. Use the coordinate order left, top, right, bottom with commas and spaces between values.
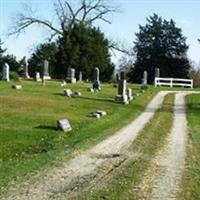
53, 92, 65, 97
78, 96, 115, 103
35, 125, 58, 131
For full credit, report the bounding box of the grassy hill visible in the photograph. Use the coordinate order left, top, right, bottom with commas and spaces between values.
0, 80, 157, 192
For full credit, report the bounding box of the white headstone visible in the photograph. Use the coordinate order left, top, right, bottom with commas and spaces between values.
12, 85, 22, 90
2, 63, 10, 82
24, 59, 30, 79
57, 119, 72, 132
67, 68, 76, 83
43, 60, 51, 80
35, 72, 41, 82
96, 110, 107, 116
64, 89, 73, 97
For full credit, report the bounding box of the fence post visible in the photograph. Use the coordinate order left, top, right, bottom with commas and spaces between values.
170, 78, 173, 87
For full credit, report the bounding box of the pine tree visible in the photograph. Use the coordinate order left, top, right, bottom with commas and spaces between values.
131, 14, 191, 83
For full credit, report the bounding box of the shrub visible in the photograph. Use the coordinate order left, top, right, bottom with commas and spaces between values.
10, 71, 20, 81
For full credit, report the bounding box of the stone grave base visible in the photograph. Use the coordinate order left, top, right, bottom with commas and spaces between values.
115, 95, 129, 104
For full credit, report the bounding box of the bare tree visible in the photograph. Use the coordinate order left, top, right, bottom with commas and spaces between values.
9, 0, 117, 37
9, 0, 130, 54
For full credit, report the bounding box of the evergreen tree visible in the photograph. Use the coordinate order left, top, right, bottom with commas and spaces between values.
29, 42, 57, 77
131, 14, 191, 83
0, 39, 6, 67
55, 23, 114, 81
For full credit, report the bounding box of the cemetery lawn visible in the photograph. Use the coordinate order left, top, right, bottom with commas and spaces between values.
180, 94, 200, 199
0, 80, 158, 192
83, 93, 174, 199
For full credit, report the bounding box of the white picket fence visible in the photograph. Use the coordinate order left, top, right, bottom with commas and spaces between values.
155, 77, 193, 88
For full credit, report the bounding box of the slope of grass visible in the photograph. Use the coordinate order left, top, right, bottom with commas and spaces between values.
180, 94, 200, 199
82, 94, 174, 200
0, 80, 157, 192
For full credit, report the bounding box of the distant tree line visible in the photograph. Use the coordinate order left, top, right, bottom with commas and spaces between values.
0, 0, 197, 83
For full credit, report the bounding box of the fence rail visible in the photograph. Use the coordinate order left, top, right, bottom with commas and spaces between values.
155, 77, 193, 88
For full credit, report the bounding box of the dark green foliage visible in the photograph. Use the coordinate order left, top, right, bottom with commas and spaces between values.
10, 71, 20, 81
0, 39, 21, 75
28, 42, 57, 78
130, 14, 191, 84
3, 54, 21, 73
55, 23, 114, 81
0, 39, 6, 67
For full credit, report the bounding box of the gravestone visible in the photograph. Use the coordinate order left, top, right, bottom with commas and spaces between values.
2, 63, 10, 82
12, 85, 22, 90
116, 73, 120, 83
96, 110, 107, 116
23, 59, 30, 79
78, 71, 82, 82
35, 72, 41, 82
142, 71, 148, 85
43, 60, 51, 80
64, 89, 73, 97
115, 71, 129, 104
127, 88, 133, 101
141, 70, 148, 90
57, 119, 72, 132
92, 67, 101, 91
155, 68, 160, 78
66, 68, 76, 83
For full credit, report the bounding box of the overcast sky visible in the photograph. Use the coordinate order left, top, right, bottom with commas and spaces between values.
0, 0, 200, 66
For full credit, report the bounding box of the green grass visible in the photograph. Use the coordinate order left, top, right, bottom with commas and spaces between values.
180, 94, 200, 199
82, 94, 174, 200
0, 80, 158, 193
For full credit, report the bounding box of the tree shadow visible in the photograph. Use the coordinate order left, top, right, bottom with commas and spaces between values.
34, 125, 58, 131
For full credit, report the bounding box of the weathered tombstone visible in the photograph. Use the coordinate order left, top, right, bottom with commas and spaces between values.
2, 63, 10, 82
12, 85, 22, 90
116, 73, 120, 82
64, 89, 73, 97
23, 59, 30, 79
142, 71, 148, 85
35, 72, 41, 82
127, 88, 133, 101
92, 67, 101, 91
43, 60, 51, 80
115, 71, 129, 104
96, 110, 107, 116
78, 71, 82, 82
57, 119, 72, 132
66, 68, 76, 83
141, 70, 148, 90
155, 68, 160, 78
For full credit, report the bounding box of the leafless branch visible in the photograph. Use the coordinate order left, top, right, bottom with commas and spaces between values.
9, 0, 117, 37
9, 13, 62, 36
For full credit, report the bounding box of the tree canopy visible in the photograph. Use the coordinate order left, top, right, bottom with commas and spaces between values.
130, 14, 191, 83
